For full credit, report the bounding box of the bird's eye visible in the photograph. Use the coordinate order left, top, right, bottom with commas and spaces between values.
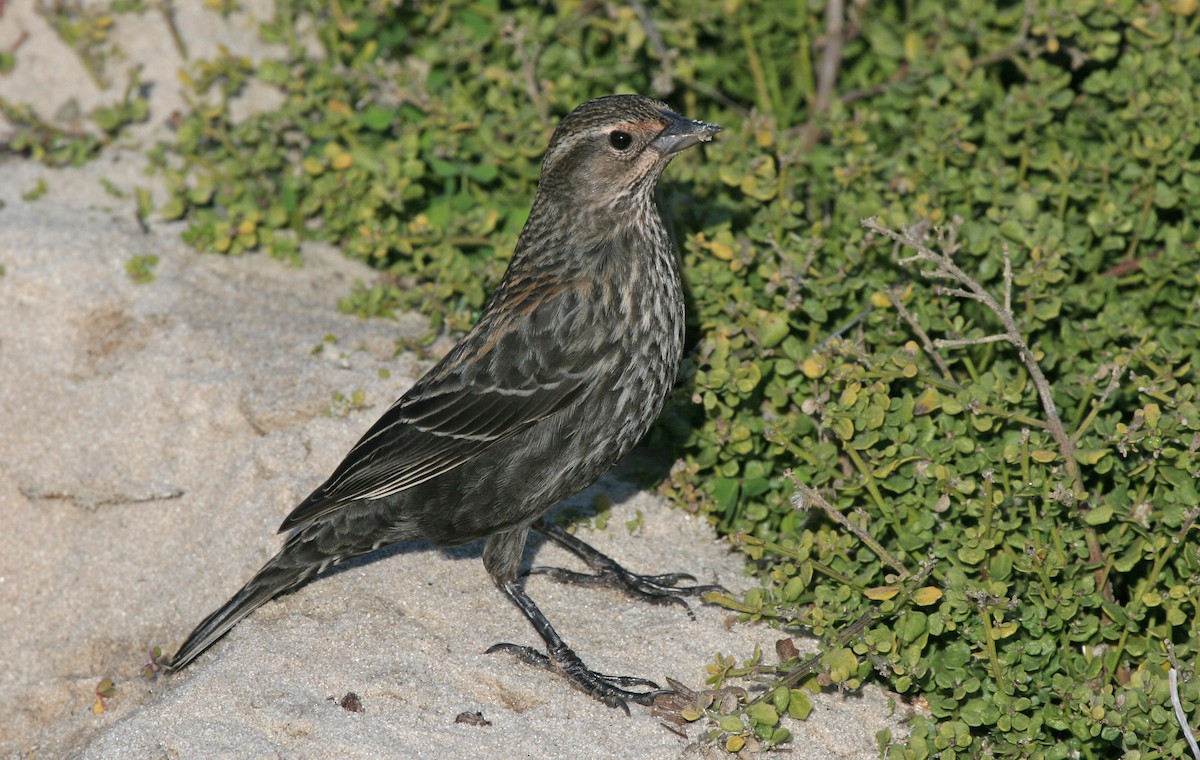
609, 131, 633, 150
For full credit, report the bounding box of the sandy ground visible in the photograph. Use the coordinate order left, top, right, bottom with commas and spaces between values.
0, 2, 911, 757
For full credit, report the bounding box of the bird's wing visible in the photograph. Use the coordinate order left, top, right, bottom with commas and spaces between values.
278, 281, 608, 532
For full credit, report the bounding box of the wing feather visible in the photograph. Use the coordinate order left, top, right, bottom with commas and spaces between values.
278, 277, 611, 533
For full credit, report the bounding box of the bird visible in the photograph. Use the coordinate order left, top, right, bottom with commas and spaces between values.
166, 94, 723, 712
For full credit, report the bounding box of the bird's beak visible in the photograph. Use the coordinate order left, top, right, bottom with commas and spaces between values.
652, 109, 722, 156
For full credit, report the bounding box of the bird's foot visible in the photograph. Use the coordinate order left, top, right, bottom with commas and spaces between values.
486, 642, 671, 714
527, 559, 726, 619
530, 520, 727, 619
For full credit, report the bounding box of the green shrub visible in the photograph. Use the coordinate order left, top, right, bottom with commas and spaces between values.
149, 0, 1200, 755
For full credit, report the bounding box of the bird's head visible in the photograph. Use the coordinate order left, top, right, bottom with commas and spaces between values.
536, 94, 721, 214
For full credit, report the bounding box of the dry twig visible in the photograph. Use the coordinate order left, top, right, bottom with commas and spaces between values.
627, 0, 674, 95
861, 216, 1083, 493
1072, 363, 1123, 443
1168, 642, 1200, 760
787, 470, 907, 575
888, 288, 952, 379
799, 0, 846, 153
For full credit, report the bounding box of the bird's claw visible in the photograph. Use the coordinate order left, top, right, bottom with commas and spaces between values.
486, 642, 671, 714
526, 562, 728, 619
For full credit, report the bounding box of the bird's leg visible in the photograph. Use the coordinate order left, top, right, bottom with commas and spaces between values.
486, 579, 672, 714
527, 518, 727, 618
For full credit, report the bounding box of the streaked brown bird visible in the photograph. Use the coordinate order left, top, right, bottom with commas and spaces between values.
166, 94, 722, 711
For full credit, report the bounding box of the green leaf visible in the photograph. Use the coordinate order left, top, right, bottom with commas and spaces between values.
360, 106, 395, 131
712, 478, 739, 511
1083, 503, 1113, 525
746, 702, 779, 727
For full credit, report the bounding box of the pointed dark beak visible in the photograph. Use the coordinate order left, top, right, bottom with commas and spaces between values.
652, 109, 722, 155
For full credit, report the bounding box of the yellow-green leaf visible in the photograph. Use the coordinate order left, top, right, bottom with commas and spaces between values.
865, 585, 900, 601
914, 387, 942, 415
831, 417, 855, 440
912, 586, 944, 606
1074, 448, 1110, 465
801, 356, 827, 378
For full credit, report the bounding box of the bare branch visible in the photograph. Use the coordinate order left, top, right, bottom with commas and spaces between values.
818, 308, 870, 350
1002, 243, 1013, 316
799, 0, 846, 153
935, 334, 1013, 349
627, 0, 675, 95
813, 0, 845, 115
766, 554, 937, 694
502, 23, 547, 123
159, 0, 189, 60
935, 286, 986, 302
1169, 651, 1200, 760
888, 289, 953, 379
787, 470, 908, 576
1073, 363, 1124, 443
862, 216, 1083, 493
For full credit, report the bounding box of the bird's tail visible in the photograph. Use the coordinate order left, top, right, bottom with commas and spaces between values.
167, 536, 325, 671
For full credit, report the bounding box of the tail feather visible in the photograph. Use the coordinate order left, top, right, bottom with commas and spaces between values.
167, 549, 318, 671
168, 500, 418, 670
